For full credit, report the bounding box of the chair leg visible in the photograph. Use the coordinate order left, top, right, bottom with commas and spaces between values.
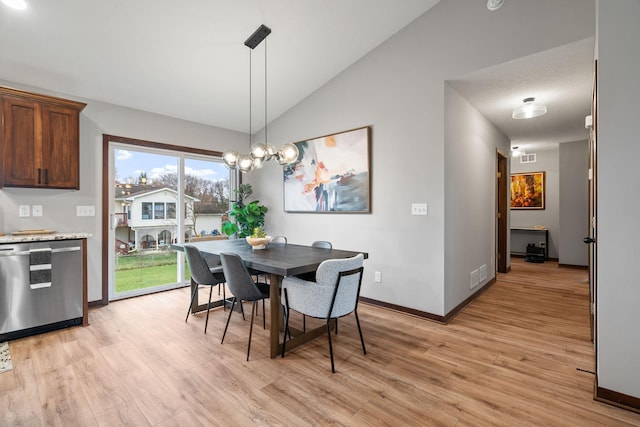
326, 320, 336, 373
262, 299, 266, 329
185, 285, 198, 323
247, 301, 257, 361
303, 314, 306, 333
221, 297, 237, 344
222, 284, 227, 311
204, 285, 214, 334
281, 290, 291, 358
354, 310, 367, 355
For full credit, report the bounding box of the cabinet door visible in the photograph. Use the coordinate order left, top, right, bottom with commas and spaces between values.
41, 104, 80, 189
1, 97, 42, 187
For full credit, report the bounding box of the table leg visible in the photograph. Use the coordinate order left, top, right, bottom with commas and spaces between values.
269, 274, 283, 358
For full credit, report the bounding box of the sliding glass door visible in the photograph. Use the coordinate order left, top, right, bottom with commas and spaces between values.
107, 139, 230, 301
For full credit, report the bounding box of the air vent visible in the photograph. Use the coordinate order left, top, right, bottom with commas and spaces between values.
520, 153, 536, 163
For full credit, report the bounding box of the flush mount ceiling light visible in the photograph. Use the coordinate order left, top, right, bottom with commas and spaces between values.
1, 0, 27, 10
512, 97, 547, 120
223, 25, 298, 173
510, 146, 526, 157
487, 0, 504, 11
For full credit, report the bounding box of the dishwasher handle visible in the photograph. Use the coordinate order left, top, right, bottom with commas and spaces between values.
0, 246, 81, 256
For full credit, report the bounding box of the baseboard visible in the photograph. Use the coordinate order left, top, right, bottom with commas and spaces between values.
558, 263, 588, 270
360, 277, 496, 325
359, 297, 446, 323
595, 379, 640, 414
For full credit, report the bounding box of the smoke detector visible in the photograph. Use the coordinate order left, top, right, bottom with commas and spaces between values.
487, 0, 504, 11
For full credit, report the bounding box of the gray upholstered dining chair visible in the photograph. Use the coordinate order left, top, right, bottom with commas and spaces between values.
270, 235, 287, 244
183, 245, 226, 334
281, 253, 366, 373
220, 252, 270, 361
311, 240, 332, 249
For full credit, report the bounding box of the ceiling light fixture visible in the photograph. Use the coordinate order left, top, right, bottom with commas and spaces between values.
2, 0, 27, 10
512, 97, 547, 120
487, 0, 504, 11
223, 25, 298, 173
510, 146, 526, 157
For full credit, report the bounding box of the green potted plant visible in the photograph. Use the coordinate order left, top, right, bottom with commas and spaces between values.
221, 183, 268, 238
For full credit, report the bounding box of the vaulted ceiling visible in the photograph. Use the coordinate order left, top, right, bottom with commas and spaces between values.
0, 0, 594, 150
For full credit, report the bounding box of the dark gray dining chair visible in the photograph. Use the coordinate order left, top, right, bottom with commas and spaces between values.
281, 253, 366, 373
220, 252, 270, 361
183, 245, 226, 334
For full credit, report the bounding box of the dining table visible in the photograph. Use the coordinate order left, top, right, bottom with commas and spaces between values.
172, 238, 368, 358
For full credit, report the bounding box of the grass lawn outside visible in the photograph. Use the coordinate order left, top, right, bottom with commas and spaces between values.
115, 250, 190, 293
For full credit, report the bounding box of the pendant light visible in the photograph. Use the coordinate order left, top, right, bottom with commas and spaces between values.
512, 97, 547, 120
223, 25, 298, 173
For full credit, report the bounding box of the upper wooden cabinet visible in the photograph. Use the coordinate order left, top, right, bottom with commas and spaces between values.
0, 86, 86, 189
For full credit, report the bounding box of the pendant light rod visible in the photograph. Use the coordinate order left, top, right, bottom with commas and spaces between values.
223, 24, 299, 172
245, 25, 271, 49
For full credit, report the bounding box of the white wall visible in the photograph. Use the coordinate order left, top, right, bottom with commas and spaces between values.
596, 0, 640, 400
444, 84, 510, 313
559, 140, 589, 266
249, 0, 595, 316
511, 147, 560, 259
0, 79, 247, 302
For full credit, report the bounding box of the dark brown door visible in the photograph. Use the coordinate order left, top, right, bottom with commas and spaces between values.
497, 151, 508, 274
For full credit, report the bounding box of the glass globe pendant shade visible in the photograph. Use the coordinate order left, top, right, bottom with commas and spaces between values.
237, 154, 254, 173
250, 143, 268, 160
252, 156, 264, 169
264, 144, 277, 161
512, 97, 547, 120
222, 150, 239, 168
277, 143, 299, 165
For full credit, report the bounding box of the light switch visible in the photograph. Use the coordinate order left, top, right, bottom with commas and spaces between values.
76, 205, 96, 216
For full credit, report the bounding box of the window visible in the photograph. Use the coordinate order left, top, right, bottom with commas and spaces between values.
167, 202, 176, 219
142, 202, 153, 220
154, 203, 165, 219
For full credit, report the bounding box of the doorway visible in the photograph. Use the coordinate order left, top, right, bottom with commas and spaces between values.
101, 135, 230, 305
496, 150, 508, 274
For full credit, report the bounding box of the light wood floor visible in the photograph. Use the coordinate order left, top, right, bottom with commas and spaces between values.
2, 259, 640, 426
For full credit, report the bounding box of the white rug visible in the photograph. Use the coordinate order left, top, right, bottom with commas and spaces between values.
0, 341, 12, 373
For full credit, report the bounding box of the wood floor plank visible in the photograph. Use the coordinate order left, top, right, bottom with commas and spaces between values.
2, 258, 640, 426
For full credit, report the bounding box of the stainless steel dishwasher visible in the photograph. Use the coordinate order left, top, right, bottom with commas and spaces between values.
0, 239, 83, 341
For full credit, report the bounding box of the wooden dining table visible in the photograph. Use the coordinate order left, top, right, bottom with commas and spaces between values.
172, 238, 367, 358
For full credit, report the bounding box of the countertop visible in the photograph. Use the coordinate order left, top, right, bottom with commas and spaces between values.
0, 232, 92, 244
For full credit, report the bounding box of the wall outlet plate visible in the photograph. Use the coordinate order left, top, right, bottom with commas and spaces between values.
32, 205, 43, 217
411, 203, 428, 216
19, 205, 30, 217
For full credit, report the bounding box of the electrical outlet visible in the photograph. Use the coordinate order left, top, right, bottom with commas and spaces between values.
32, 205, 43, 217
539, 242, 546, 248
19, 205, 30, 217
375, 271, 382, 283
411, 203, 428, 216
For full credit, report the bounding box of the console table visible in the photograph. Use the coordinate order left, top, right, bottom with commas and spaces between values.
510, 227, 548, 260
